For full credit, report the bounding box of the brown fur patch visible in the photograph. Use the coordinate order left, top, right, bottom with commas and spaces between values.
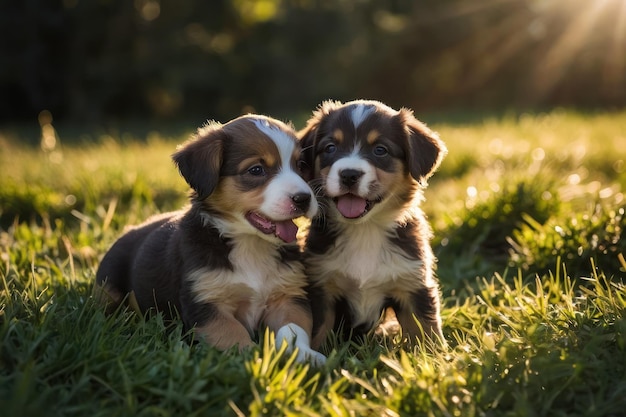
332, 129, 344, 143
220, 129, 281, 175
208, 176, 266, 219
318, 166, 331, 180
189, 269, 250, 305
366, 129, 380, 145
235, 140, 278, 169
263, 295, 312, 334
194, 313, 256, 351
375, 307, 401, 338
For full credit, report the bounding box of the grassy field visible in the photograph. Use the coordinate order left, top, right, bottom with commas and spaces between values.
1, 109, 625, 416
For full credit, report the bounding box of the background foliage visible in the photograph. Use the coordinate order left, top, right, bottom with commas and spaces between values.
2, 0, 625, 124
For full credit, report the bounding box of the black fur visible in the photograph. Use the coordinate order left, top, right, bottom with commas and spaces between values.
96, 206, 234, 329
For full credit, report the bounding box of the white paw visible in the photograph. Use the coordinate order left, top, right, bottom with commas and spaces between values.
294, 346, 327, 366
276, 323, 327, 366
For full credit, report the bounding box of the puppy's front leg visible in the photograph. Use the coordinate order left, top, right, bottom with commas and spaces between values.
311, 307, 335, 350
264, 297, 326, 366
194, 310, 255, 351
396, 286, 445, 344
307, 283, 335, 350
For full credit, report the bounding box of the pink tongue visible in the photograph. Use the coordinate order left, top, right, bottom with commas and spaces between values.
275, 220, 299, 243
336, 195, 367, 218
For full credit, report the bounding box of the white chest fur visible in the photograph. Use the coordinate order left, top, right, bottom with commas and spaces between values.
189, 236, 303, 331
308, 222, 428, 325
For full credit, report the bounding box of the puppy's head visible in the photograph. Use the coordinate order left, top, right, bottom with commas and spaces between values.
299, 100, 446, 222
173, 115, 317, 243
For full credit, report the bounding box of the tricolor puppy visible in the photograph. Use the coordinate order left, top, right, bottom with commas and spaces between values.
95, 115, 325, 365
298, 100, 447, 349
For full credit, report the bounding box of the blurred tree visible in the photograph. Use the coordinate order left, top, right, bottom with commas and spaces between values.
0, 0, 623, 124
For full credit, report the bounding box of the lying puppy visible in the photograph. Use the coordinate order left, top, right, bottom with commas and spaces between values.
95, 114, 325, 365
298, 100, 447, 349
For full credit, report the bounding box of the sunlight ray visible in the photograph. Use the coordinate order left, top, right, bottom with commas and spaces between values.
527, 1, 607, 102
461, 13, 534, 89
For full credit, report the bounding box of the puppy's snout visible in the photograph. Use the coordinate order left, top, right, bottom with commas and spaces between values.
291, 192, 312, 212
340, 169, 364, 187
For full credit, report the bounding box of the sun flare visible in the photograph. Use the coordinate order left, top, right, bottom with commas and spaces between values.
431, 0, 626, 106
527, 0, 626, 102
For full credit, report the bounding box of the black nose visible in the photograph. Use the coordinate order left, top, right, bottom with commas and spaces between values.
291, 192, 312, 211
340, 169, 364, 187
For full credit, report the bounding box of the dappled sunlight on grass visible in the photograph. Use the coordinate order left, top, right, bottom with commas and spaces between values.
1, 109, 625, 415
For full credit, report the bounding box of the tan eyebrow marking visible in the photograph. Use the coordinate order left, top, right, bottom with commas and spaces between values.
366, 129, 380, 145
333, 129, 344, 143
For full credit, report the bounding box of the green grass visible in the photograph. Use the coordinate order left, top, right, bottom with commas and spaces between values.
1, 109, 625, 416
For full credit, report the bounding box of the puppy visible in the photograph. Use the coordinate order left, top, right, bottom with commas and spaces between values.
95, 114, 326, 365
298, 100, 447, 349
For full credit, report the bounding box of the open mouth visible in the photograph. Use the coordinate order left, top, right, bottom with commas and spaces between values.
333, 194, 381, 219
245, 212, 299, 243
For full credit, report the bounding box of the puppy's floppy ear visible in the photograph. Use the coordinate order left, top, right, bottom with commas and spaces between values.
398, 108, 447, 186
297, 100, 342, 181
172, 123, 225, 200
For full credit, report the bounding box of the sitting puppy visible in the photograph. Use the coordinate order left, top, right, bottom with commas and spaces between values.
95, 115, 325, 365
298, 100, 447, 349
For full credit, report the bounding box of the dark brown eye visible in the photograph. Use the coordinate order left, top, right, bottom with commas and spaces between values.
324, 143, 336, 154
247, 165, 265, 176
373, 145, 388, 157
